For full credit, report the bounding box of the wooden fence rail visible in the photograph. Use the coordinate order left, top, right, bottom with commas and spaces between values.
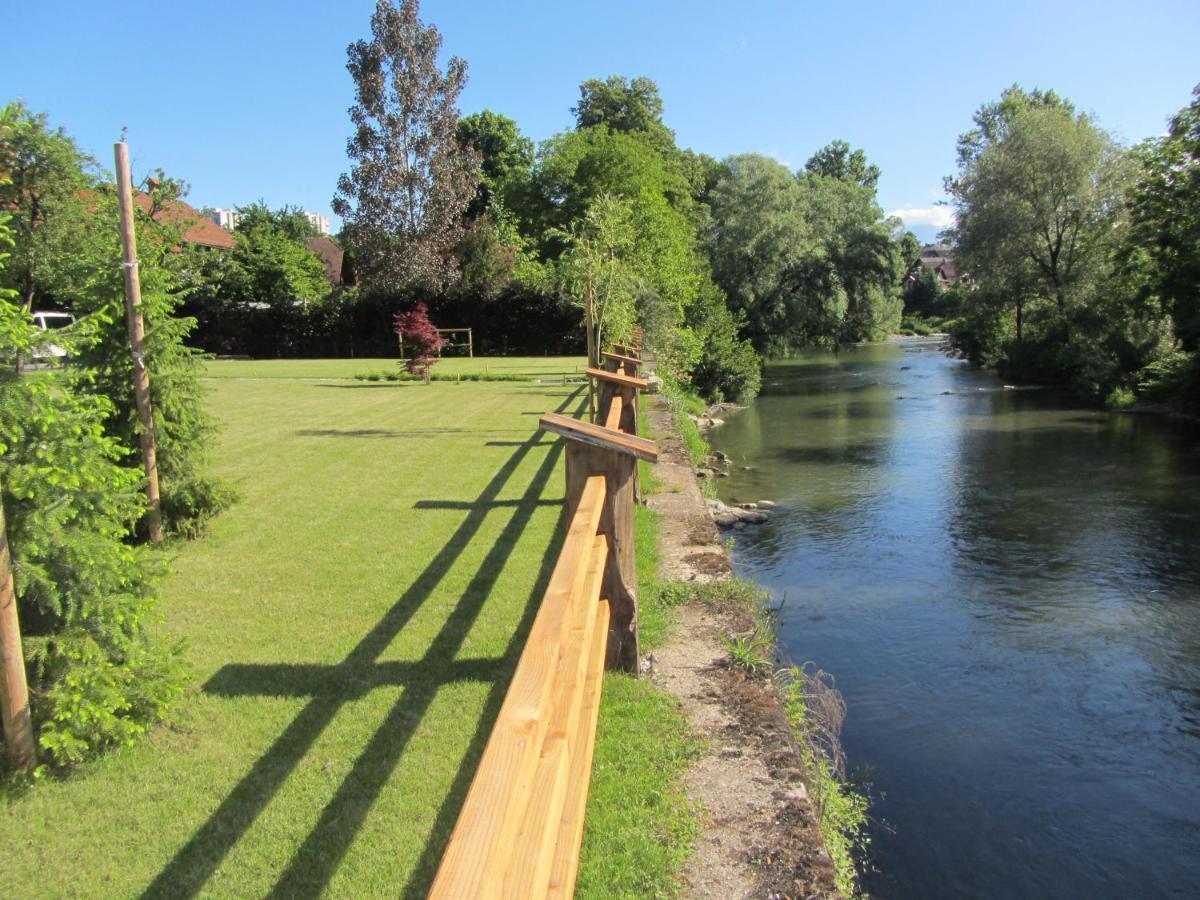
430, 342, 656, 899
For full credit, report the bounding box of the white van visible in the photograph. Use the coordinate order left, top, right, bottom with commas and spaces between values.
32, 311, 76, 359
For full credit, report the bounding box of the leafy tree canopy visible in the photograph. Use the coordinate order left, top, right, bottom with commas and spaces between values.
573, 76, 672, 141
1126, 84, 1200, 350
804, 140, 881, 193
0, 101, 96, 315
456, 110, 533, 218
234, 202, 317, 243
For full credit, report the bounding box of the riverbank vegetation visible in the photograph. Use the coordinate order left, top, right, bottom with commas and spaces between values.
944, 84, 1200, 412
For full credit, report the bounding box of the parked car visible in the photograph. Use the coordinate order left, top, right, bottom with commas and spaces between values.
31, 311, 76, 359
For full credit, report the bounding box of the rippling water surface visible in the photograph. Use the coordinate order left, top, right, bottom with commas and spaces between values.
707, 338, 1200, 898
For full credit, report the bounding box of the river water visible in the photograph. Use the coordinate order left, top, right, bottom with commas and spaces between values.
707, 338, 1200, 898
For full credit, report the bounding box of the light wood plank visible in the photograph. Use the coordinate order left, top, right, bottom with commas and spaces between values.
601, 350, 641, 369
540, 413, 658, 463
429, 477, 606, 899
546, 598, 611, 899
585, 367, 648, 391
603, 392, 624, 432
501, 536, 607, 897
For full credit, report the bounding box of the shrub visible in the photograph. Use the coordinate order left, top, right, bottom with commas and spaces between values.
0, 298, 184, 769
61, 178, 234, 539
394, 302, 446, 381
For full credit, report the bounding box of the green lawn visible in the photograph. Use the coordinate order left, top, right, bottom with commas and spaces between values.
203, 356, 587, 380
2, 357, 696, 898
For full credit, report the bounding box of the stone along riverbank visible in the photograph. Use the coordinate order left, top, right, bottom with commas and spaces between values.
640, 389, 846, 898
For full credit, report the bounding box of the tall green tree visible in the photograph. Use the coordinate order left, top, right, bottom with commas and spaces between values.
1126, 85, 1200, 351
230, 207, 329, 311
63, 177, 233, 537
552, 193, 641, 369
950, 98, 1123, 321
456, 110, 533, 219
0, 102, 95, 316
233, 202, 318, 243
0, 111, 182, 766
573, 76, 672, 142
333, 0, 480, 296
948, 86, 1171, 400
804, 139, 881, 192
705, 154, 824, 350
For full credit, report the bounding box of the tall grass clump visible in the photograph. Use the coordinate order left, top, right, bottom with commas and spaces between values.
778, 664, 870, 895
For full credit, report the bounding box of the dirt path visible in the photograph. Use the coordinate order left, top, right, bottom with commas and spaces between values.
642, 392, 839, 899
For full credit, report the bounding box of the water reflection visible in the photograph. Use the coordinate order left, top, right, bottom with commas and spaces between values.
710, 339, 1200, 898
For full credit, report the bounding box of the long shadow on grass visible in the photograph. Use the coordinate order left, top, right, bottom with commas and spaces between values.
141, 386, 584, 900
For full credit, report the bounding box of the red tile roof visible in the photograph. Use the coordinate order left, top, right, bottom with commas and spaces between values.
132, 193, 236, 250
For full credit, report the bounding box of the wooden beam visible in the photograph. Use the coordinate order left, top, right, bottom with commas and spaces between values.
603, 392, 624, 432
539, 413, 658, 463
546, 597, 610, 899
502, 535, 607, 896
585, 367, 647, 391
429, 477, 606, 898
601, 350, 641, 369
564, 444, 640, 671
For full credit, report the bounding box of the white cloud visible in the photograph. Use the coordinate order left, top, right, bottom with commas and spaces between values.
768, 149, 793, 168
887, 205, 955, 229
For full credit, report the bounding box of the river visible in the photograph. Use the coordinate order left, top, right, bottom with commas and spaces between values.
706, 338, 1200, 898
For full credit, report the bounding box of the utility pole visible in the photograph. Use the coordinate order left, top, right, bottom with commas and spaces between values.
113, 139, 164, 542
0, 487, 35, 772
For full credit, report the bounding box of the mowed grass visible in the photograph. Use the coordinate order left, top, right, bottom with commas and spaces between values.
204, 356, 587, 380
1, 357, 699, 898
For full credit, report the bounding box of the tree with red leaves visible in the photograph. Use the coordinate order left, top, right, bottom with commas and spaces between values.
393, 303, 445, 381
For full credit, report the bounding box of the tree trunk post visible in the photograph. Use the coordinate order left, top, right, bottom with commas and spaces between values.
0, 491, 36, 772
113, 141, 164, 543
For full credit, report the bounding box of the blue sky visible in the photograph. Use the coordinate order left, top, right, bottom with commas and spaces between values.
7, 1, 1199, 241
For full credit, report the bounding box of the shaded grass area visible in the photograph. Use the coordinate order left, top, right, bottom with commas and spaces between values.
204, 356, 587, 380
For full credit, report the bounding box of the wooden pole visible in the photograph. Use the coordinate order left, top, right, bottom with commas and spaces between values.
0, 490, 36, 772
114, 141, 164, 543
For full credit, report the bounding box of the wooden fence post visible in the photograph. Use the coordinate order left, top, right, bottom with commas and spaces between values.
113, 140, 164, 543
0, 490, 35, 772
542, 415, 657, 673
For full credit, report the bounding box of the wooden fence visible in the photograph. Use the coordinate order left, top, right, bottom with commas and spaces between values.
430, 335, 656, 899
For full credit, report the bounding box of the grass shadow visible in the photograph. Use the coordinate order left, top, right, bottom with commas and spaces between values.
141, 386, 584, 899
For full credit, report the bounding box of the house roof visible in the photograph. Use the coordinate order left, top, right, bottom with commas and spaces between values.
306, 235, 345, 285
132, 193, 236, 250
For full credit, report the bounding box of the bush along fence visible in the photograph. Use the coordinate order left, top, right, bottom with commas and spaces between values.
429, 335, 658, 899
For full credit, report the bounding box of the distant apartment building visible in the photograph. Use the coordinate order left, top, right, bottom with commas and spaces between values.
206, 207, 330, 236
304, 211, 331, 236
206, 207, 241, 231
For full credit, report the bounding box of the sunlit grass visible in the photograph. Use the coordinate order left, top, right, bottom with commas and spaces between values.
203, 355, 587, 380
2, 364, 585, 896
1, 356, 700, 898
